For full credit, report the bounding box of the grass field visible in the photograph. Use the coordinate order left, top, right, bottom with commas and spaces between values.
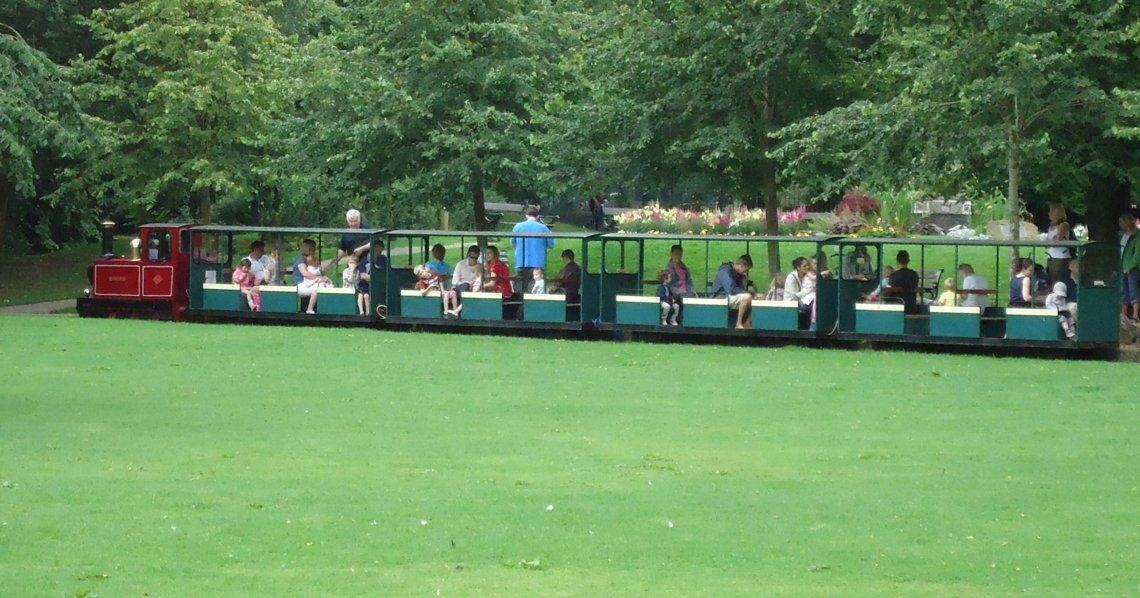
1, 316, 1136, 596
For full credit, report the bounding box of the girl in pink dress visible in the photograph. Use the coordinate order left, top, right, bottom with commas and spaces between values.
232, 258, 261, 311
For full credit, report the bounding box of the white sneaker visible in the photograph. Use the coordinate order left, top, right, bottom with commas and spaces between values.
668, 317, 678, 326
305, 310, 315, 314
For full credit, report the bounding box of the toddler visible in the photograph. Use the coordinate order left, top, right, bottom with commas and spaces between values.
866, 266, 895, 302
232, 257, 261, 311
530, 268, 546, 295
657, 269, 680, 326
936, 278, 957, 306
1046, 282, 1076, 339
342, 254, 360, 289
414, 264, 461, 316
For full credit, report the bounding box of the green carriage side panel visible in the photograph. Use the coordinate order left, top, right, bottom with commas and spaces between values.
462, 292, 503, 321
1006, 308, 1061, 341
599, 273, 640, 323
751, 300, 799, 331
615, 295, 661, 326
1076, 286, 1118, 342
319, 287, 357, 315
189, 262, 226, 310
682, 297, 729, 328
580, 273, 601, 323
401, 290, 442, 318
260, 286, 299, 313
929, 306, 981, 338
525, 294, 567, 323
1076, 242, 1121, 343
202, 283, 242, 310
856, 304, 904, 335
384, 267, 420, 317
815, 277, 838, 334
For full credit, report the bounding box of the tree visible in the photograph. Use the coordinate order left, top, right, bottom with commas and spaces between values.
778, 0, 1140, 240
541, 1, 857, 272
0, 26, 86, 254
279, 0, 575, 230
72, 0, 289, 223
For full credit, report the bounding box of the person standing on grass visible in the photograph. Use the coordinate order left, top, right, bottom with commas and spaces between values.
1046, 202, 1073, 286
711, 254, 755, 329
1118, 211, 1140, 322
510, 206, 553, 290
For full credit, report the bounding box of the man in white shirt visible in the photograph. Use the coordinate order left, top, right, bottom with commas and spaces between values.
957, 263, 990, 308
246, 240, 270, 284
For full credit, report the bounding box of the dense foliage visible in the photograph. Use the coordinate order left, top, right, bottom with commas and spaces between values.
2, 0, 1138, 252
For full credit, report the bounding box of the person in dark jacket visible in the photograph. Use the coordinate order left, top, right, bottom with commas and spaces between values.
711, 254, 755, 329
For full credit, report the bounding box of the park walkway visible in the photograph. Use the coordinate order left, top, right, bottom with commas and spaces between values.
0, 299, 76, 315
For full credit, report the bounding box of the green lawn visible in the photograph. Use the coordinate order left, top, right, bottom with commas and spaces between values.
1, 317, 1136, 596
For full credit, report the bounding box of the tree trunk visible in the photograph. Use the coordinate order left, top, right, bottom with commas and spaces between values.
0, 178, 11, 256
1086, 176, 1130, 242
1007, 96, 1021, 261
760, 88, 780, 278
471, 162, 486, 232
197, 187, 213, 224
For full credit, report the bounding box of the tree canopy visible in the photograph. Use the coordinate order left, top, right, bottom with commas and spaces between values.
3, 0, 1140, 252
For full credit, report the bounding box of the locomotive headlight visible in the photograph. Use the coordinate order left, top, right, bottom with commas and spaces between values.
83, 288, 91, 297
129, 237, 141, 260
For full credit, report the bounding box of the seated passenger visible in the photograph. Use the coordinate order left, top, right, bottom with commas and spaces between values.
530, 268, 546, 294
415, 264, 461, 316
783, 257, 815, 312
935, 278, 957, 306
481, 245, 513, 298
664, 244, 698, 298
865, 266, 894, 302
451, 245, 482, 307
1046, 282, 1076, 339
298, 254, 333, 314
426, 243, 452, 277
843, 246, 874, 280
657, 269, 680, 326
549, 249, 581, 303
957, 263, 989, 308
884, 250, 920, 311
232, 258, 261, 311
246, 240, 270, 284
711, 254, 755, 329
1009, 258, 1034, 308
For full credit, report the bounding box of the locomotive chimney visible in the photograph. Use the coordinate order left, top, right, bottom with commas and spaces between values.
100, 221, 115, 256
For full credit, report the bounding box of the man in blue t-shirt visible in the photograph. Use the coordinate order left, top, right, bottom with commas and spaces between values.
510, 206, 554, 293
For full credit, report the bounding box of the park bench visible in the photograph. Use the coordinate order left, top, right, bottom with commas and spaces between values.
919, 269, 943, 301
484, 202, 525, 228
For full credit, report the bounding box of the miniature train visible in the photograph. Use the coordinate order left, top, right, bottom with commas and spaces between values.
77, 223, 1123, 355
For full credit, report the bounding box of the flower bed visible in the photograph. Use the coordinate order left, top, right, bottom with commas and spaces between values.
616, 205, 806, 235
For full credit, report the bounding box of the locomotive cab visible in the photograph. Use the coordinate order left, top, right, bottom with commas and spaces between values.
78, 224, 193, 320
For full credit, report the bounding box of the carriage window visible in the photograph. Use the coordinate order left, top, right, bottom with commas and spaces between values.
148, 231, 172, 262
191, 232, 223, 264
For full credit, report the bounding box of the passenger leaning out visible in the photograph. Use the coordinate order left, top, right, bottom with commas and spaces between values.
711, 254, 755, 329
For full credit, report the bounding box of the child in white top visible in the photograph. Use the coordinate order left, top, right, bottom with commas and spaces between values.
530, 268, 546, 295
1046, 282, 1076, 339
342, 254, 359, 289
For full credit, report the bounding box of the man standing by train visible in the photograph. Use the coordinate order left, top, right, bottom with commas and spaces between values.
510, 206, 554, 293
338, 209, 371, 269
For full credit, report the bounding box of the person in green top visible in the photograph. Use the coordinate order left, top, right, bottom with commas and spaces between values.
1118, 211, 1140, 321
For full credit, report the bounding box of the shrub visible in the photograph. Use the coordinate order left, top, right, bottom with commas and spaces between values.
837, 191, 879, 216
